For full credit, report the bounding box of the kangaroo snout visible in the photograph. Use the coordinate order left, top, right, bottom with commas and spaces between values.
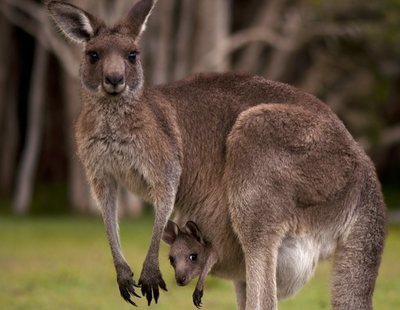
176, 275, 187, 286
103, 73, 126, 95
102, 52, 127, 95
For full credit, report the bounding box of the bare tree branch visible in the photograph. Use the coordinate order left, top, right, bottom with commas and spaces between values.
193, 0, 231, 73
173, 0, 196, 80
1, 0, 79, 77
236, 0, 285, 72
358, 125, 400, 152
309, 22, 372, 39
0, 3, 46, 47
263, 8, 303, 80
3, 0, 43, 21
152, 0, 175, 84
195, 26, 294, 72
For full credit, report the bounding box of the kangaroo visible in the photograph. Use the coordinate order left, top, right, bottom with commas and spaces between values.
48, 0, 386, 309
163, 220, 326, 308
162, 220, 226, 308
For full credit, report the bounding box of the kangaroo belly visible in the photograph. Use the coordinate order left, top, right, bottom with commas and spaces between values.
276, 235, 336, 300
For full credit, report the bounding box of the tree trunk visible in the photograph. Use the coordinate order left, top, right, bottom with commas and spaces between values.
152, 0, 175, 84
13, 42, 48, 215
0, 17, 19, 195
62, 72, 97, 214
236, 0, 284, 73
193, 0, 231, 72
173, 0, 196, 80
0, 16, 8, 127
263, 9, 302, 80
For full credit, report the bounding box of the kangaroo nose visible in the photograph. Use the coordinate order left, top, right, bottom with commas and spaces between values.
177, 276, 187, 286
105, 74, 124, 87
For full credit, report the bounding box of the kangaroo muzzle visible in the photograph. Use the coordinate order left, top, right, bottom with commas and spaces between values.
103, 73, 126, 95
102, 53, 126, 95
176, 275, 188, 286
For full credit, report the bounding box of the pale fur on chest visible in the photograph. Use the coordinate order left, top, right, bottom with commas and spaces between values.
79, 110, 153, 202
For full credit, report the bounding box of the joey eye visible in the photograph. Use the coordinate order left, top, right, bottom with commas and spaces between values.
128, 51, 139, 63
189, 254, 198, 262
169, 256, 175, 265
87, 51, 99, 64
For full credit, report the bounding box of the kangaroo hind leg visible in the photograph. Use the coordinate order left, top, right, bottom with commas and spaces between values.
331, 177, 386, 310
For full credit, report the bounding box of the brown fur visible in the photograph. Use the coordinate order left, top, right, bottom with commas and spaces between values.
48, 1, 386, 309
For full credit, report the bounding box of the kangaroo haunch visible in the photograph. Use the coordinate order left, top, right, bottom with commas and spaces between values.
48, 0, 386, 309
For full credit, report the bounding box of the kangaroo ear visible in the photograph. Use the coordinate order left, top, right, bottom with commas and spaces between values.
120, 0, 157, 39
162, 220, 180, 245
184, 221, 205, 245
47, 1, 102, 43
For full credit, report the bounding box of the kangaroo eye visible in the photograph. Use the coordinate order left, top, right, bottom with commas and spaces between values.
189, 254, 198, 262
128, 51, 139, 63
169, 256, 175, 265
87, 51, 99, 64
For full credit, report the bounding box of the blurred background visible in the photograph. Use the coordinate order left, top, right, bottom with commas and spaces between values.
0, 0, 399, 309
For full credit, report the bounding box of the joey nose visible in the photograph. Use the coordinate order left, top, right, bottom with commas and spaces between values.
176, 276, 187, 286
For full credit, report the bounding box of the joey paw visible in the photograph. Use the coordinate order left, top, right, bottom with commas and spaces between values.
193, 289, 203, 308
139, 269, 167, 306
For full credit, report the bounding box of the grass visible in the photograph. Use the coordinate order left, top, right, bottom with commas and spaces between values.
0, 216, 399, 310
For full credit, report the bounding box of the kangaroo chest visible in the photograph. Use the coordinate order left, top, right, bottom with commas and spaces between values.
79, 113, 152, 201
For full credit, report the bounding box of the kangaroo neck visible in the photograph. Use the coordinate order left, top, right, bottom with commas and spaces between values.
86, 86, 145, 110
80, 87, 155, 129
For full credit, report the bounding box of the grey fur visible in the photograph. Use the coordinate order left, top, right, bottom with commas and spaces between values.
164, 221, 341, 308
48, 0, 386, 309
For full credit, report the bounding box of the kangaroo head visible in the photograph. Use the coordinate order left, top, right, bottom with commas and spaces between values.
162, 221, 207, 286
48, 0, 156, 97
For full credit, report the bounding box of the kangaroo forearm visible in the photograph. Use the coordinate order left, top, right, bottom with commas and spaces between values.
145, 193, 177, 263
195, 278, 206, 293
137, 174, 180, 303
193, 254, 216, 308
144, 219, 168, 267
196, 252, 217, 291
91, 176, 127, 267
90, 174, 140, 304
104, 209, 128, 269
196, 269, 210, 292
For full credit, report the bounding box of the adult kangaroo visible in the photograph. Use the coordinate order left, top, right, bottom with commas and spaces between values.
48, 0, 386, 309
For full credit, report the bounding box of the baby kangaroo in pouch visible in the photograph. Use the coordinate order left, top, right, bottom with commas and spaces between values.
162, 221, 217, 308
48, 0, 386, 309
164, 219, 349, 308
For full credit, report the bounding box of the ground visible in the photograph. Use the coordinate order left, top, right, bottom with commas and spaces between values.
0, 215, 399, 309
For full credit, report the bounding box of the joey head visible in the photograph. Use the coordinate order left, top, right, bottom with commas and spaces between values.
163, 220, 217, 308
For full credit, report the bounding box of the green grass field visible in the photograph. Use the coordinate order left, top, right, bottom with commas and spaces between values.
0, 215, 399, 309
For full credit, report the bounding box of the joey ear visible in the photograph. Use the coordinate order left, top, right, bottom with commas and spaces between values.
184, 221, 205, 245
120, 0, 157, 39
162, 220, 180, 245
47, 1, 102, 43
